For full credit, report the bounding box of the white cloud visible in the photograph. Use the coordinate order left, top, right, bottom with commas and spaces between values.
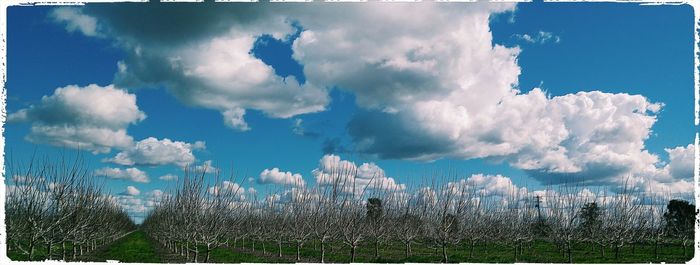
159, 174, 178, 181
665, 144, 694, 181
8, 84, 145, 153
117, 196, 147, 214
208, 180, 246, 200
194, 160, 218, 173
293, 3, 517, 113
53, 3, 692, 195
247, 187, 257, 196
513, 31, 560, 44
120, 185, 141, 196
271, 187, 321, 204
448, 174, 528, 198
292, 118, 304, 136
413, 187, 437, 206
105, 137, 205, 167
68, 3, 513, 131
147, 189, 164, 198
312, 154, 405, 194
265, 194, 281, 204
95, 167, 150, 183
349, 87, 668, 188
258, 168, 305, 186
50, 7, 102, 37
114, 24, 328, 132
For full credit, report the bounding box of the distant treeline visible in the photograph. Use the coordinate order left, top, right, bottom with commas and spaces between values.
142, 165, 696, 263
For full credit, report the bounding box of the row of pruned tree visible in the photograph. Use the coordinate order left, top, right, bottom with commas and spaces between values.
142, 166, 696, 263
5, 156, 136, 261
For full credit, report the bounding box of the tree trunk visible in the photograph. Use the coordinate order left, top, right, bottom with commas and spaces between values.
519, 242, 524, 256
567, 244, 572, 263
513, 245, 518, 262
654, 241, 659, 259
186, 242, 190, 260
405, 242, 410, 259
350, 245, 357, 262
193, 247, 199, 263
683, 241, 687, 257
296, 241, 301, 261
28, 240, 35, 260
62, 241, 67, 261
278, 241, 283, 258
47, 242, 53, 260
263, 242, 266, 255
72, 242, 77, 260
614, 245, 620, 260
204, 244, 211, 263
469, 241, 475, 259
600, 244, 605, 258
321, 241, 326, 263
375, 240, 380, 258
442, 243, 448, 263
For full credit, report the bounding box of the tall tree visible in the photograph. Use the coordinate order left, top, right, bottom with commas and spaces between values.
663, 199, 697, 257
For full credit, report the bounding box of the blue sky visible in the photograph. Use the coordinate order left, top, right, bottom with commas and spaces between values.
4, 2, 696, 221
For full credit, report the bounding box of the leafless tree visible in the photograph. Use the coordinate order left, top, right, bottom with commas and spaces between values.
6, 154, 135, 261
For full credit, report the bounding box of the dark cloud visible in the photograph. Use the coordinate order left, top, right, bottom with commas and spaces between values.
347, 111, 454, 160
523, 162, 630, 186
321, 138, 347, 155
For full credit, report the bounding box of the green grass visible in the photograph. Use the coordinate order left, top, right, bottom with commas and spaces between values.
208, 247, 289, 263
8, 233, 694, 263
228, 238, 694, 263
84, 231, 161, 263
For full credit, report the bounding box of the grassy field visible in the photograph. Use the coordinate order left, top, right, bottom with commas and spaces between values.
9, 231, 694, 263
216, 238, 694, 263
81, 231, 161, 263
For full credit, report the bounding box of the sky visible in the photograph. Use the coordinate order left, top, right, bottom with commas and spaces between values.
3, 1, 696, 222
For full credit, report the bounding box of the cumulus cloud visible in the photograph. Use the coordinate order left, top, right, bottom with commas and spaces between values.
117, 196, 147, 214
95, 167, 150, 183
312, 154, 405, 194
448, 174, 528, 198
194, 160, 218, 173
50, 7, 103, 37
269, 187, 321, 205
413, 187, 437, 206
247, 187, 257, 197
76, 4, 331, 131
513, 31, 560, 44
50, 3, 692, 195
159, 174, 178, 181
664, 144, 694, 181
349, 84, 669, 189
8, 84, 145, 153
208, 180, 246, 200
120, 185, 140, 196
104, 137, 205, 167
147, 189, 164, 199
59, 3, 513, 131
258, 168, 305, 186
